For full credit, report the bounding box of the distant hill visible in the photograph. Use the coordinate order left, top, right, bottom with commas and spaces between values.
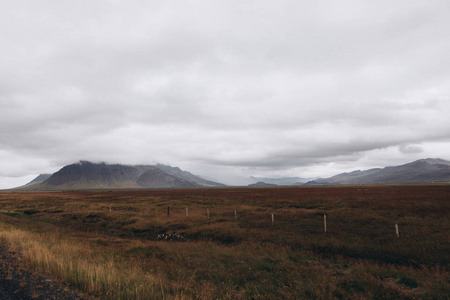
249, 176, 315, 186
19, 161, 225, 190
248, 181, 278, 187
305, 158, 450, 185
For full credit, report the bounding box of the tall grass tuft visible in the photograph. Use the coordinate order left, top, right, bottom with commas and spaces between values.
0, 225, 164, 299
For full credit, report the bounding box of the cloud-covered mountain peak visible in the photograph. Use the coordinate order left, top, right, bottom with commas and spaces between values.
20, 161, 224, 190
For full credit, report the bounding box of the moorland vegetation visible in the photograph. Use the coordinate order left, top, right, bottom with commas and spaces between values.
0, 185, 448, 299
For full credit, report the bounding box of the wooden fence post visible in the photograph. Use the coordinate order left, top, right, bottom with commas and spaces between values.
271, 212, 274, 226
324, 214, 327, 233
186, 207, 189, 217
395, 223, 399, 238
234, 209, 237, 221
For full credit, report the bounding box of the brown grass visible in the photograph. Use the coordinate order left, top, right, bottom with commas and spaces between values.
0, 185, 449, 299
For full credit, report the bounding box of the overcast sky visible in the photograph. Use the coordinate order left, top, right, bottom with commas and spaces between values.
1, 0, 450, 188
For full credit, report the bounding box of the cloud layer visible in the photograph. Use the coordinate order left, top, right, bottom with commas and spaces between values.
1, 1, 450, 187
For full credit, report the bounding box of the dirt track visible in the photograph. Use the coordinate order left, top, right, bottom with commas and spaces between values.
0, 244, 88, 300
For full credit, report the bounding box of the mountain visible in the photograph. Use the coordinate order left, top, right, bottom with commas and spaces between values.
23, 174, 52, 186
305, 158, 450, 185
248, 181, 278, 187
249, 176, 315, 186
154, 164, 224, 187
19, 161, 224, 190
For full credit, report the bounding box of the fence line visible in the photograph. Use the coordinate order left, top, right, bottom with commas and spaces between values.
2, 204, 404, 237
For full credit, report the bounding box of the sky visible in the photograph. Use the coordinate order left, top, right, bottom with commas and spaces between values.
1, 0, 450, 188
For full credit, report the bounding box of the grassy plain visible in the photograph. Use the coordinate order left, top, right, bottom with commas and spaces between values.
0, 185, 448, 299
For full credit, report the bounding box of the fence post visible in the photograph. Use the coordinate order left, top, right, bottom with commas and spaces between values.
234, 209, 237, 221
186, 207, 189, 217
324, 214, 327, 233
109, 205, 112, 213
271, 212, 274, 226
167, 206, 170, 217
395, 223, 399, 238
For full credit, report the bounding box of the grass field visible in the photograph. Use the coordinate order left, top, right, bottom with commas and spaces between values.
0, 185, 449, 299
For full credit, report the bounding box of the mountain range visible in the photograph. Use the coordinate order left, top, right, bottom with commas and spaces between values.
305, 158, 450, 185
14, 158, 450, 191
19, 161, 224, 190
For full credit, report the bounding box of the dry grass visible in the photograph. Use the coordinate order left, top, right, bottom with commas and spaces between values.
0, 225, 166, 299
0, 185, 449, 299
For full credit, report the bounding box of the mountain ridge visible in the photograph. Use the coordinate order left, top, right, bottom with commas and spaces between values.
305, 158, 450, 185
18, 161, 225, 190
12, 158, 450, 190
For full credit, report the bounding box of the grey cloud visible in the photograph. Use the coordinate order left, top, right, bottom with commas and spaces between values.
1, 1, 450, 188
399, 144, 424, 154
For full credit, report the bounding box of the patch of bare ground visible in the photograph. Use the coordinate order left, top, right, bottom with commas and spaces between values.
0, 244, 90, 300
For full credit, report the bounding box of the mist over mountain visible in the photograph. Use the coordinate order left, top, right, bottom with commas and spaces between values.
305, 158, 450, 185
249, 176, 315, 186
19, 161, 224, 190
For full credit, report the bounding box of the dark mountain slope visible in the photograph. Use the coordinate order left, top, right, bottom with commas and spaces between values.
306, 158, 450, 185
155, 164, 225, 187
44, 161, 143, 188
24, 174, 52, 186
19, 161, 224, 190
137, 168, 199, 188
